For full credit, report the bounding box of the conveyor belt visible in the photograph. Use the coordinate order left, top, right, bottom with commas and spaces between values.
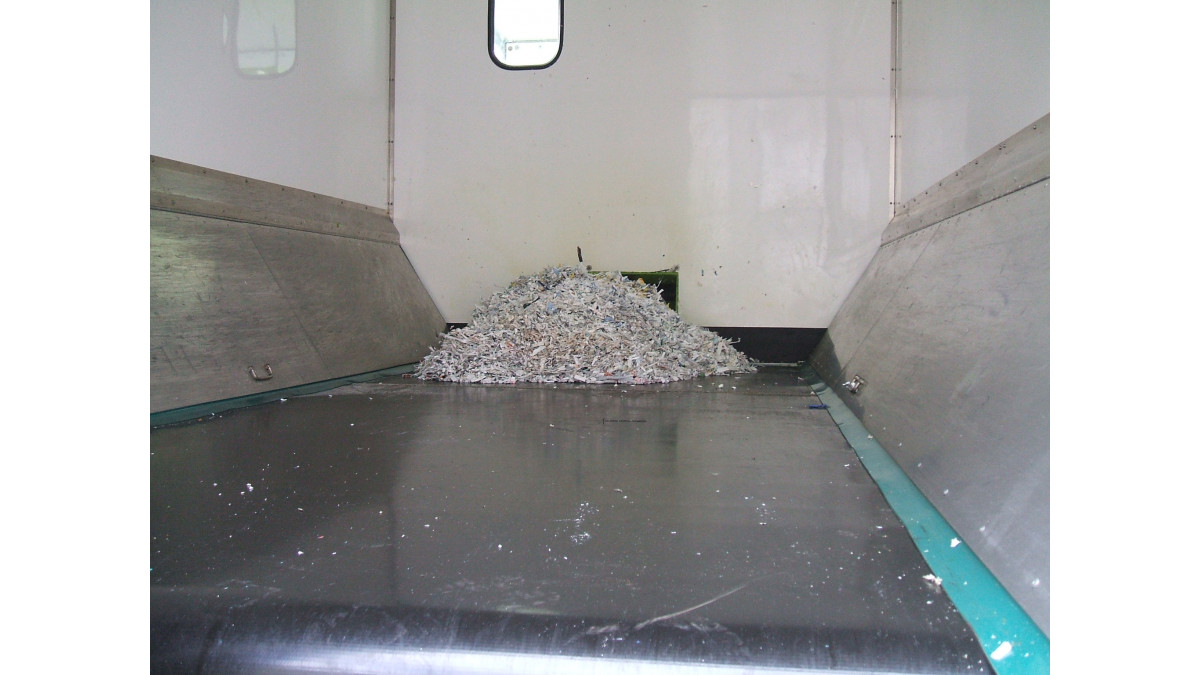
151, 367, 994, 673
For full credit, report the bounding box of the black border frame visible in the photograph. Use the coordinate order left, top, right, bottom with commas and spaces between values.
488, 0, 564, 70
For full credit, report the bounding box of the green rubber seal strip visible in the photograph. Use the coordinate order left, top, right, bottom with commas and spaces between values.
150, 363, 417, 428
799, 365, 1050, 674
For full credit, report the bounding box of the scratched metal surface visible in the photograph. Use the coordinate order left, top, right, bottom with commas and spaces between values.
151, 367, 993, 674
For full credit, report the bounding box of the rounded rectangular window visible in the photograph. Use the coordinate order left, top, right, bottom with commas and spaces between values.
489, 0, 563, 69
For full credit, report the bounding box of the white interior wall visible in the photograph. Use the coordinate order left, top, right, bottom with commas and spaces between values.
394, 1, 890, 327
150, 0, 392, 209
897, 0, 1049, 203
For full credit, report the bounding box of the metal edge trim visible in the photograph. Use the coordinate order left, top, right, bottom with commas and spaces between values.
888, 0, 902, 220
387, 0, 397, 218
150, 363, 417, 428
883, 113, 1050, 246
150, 155, 399, 245
799, 364, 1050, 675
150, 194, 401, 245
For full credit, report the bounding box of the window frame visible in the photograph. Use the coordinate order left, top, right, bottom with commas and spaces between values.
488, 0, 564, 71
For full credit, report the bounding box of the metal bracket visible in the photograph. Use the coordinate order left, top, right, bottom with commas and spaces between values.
248, 364, 274, 381
842, 375, 865, 394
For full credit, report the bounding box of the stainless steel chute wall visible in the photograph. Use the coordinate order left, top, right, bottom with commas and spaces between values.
150, 157, 445, 413
812, 115, 1050, 634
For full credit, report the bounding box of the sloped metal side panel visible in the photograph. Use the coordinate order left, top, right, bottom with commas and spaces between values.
811, 119, 1049, 635
150, 158, 445, 413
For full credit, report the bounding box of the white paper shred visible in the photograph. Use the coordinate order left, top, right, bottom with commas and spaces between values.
416, 264, 756, 384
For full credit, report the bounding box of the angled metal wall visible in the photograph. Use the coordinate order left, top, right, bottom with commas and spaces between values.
811, 115, 1050, 635
150, 157, 445, 414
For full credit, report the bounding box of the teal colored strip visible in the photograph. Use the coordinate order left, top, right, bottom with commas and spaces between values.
150, 363, 417, 427
799, 365, 1050, 675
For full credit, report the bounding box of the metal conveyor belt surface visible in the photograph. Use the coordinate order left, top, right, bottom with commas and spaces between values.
150, 366, 994, 674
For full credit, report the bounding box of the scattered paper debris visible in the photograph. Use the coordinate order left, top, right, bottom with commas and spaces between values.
990, 641, 1013, 660
922, 573, 943, 586
416, 264, 755, 384
951, 538, 961, 548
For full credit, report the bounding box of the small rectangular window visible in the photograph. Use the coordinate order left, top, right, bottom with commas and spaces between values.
489, 0, 563, 70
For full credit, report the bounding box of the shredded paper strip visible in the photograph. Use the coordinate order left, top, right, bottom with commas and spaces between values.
416, 264, 756, 384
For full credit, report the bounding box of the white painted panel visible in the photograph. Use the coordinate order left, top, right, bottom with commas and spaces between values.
395, 1, 890, 327
897, 0, 1049, 203
150, 0, 391, 209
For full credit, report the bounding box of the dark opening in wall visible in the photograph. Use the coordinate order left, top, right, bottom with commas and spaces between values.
617, 271, 678, 312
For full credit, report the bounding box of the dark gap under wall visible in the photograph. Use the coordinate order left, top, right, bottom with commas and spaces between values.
707, 327, 825, 363
444, 324, 825, 364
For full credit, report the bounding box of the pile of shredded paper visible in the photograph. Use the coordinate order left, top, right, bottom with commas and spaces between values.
416, 264, 756, 384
